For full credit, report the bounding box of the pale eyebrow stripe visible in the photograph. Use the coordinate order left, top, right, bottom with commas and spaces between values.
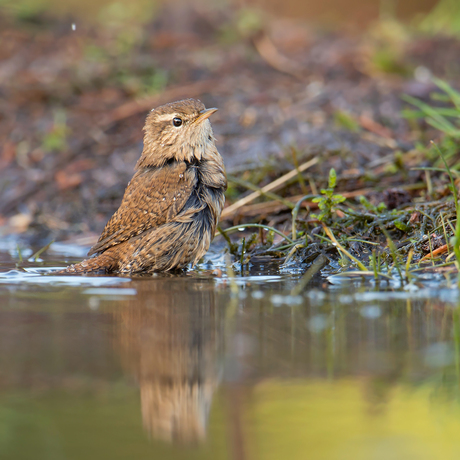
155, 113, 178, 122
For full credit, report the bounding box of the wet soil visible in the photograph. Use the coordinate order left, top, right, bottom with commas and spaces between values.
1, 3, 460, 250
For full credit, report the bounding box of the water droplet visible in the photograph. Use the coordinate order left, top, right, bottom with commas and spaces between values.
143, 210, 147, 214
173, 197, 176, 201
162, 197, 165, 201
71, 23, 76, 31
179, 174, 184, 178
160, 143, 164, 147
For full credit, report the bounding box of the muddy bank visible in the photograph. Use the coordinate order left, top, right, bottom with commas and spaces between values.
0, 3, 459, 261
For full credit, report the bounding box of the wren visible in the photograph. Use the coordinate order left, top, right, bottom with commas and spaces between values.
61, 98, 227, 274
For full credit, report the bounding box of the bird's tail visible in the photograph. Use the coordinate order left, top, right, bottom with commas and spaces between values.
56, 251, 118, 275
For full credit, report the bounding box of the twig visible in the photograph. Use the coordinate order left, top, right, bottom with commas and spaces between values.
221, 157, 318, 219
219, 223, 294, 244
227, 175, 295, 210
253, 33, 304, 79
359, 113, 394, 139
420, 244, 449, 261
321, 224, 368, 271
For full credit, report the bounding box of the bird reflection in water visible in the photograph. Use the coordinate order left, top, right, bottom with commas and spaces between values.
115, 277, 224, 443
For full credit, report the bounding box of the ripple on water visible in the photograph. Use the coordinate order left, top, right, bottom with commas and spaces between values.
215, 274, 282, 287
0, 269, 131, 287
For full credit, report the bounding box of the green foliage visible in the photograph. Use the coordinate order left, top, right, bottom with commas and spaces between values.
236, 8, 263, 37
41, 109, 69, 153
365, 19, 411, 76
219, 7, 264, 44
333, 110, 360, 132
402, 78, 460, 138
225, 182, 241, 201
403, 76, 460, 281
311, 169, 346, 221
370, 48, 411, 76
266, 229, 275, 246
0, 0, 48, 24
418, 0, 460, 37
114, 67, 168, 97
432, 142, 460, 283
402, 77, 460, 167
394, 219, 411, 233
30, 240, 54, 262
359, 196, 387, 214
97, 1, 157, 29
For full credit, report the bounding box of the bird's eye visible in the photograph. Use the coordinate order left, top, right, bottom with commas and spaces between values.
172, 117, 183, 127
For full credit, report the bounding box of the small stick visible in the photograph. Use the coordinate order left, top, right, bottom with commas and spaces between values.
253, 34, 304, 79
218, 223, 294, 244
221, 158, 318, 219
321, 224, 367, 272
440, 212, 451, 256
405, 248, 414, 282
420, 244, 449, 261
227, 175, 295, 210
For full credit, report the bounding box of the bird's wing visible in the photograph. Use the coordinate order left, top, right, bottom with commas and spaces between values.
88, 162, 197, 256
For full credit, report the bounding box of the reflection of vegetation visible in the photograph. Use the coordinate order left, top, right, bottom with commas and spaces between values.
252, 378, 460, 460
0, 389, 228, 460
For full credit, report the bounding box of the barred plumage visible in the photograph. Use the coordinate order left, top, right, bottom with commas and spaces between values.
60, 99, 226, 275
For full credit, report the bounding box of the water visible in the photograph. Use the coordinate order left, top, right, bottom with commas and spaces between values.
1, 247, 460, 460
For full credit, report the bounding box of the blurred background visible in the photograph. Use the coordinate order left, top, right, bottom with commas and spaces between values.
2, 2, 460, 460
1, 0, 460, 246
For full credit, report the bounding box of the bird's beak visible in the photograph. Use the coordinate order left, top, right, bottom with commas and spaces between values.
195, 107, 218, 124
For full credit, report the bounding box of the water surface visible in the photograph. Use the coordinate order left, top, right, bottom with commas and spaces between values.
0, 249, 460, 459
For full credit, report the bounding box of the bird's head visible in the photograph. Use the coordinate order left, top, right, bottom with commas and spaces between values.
137, 98, 218, 169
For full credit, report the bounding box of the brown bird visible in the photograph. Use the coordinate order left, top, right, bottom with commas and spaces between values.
61, 98, 226, 275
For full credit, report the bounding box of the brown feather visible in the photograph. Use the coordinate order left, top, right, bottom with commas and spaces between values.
57, 98, 226, 275
88, 162, 196, 256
